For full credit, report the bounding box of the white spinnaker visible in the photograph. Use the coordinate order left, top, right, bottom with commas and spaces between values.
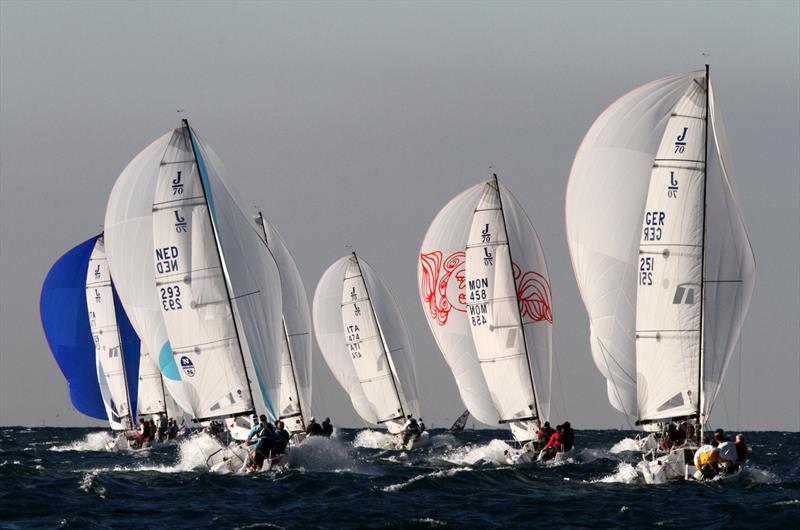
418, 184, 497, 426
260, 216, 312, 433
700, 80, 755, 421
104, 131, 194, 416
137, 345, 167, 416
465, 179, 553, 442
153, 126, 254, 420
360, 257, 421, 425
565, 72, 699, 421
635, 77, 707, 422
86, 237, 131, 430
191, 130, 284, 421
313, 257, 374, 424
341, 256, 405, 433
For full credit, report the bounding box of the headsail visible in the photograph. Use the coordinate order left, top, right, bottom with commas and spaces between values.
465, 177, 553, 442
256, 213, 312, 433
151, 121, 283, 421
137, 345, 168, 417
85, 236, 140, 430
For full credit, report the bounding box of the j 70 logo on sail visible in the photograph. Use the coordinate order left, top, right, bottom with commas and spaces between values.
174, 210, 187, 233
481, 223, 491, 243
674, 127, 688, 154
667, 171, 678, 198
172, 171, 184, 196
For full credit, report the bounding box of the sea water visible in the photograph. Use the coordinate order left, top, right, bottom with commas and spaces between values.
0, 427, 797, 528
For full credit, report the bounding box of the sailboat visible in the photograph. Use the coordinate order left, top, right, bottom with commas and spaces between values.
418, 175, 555, 463
253, 213, 313, 438
565, 67, 755, 483
449, 410, 470, 432
148, 119, 285, 471
41, 235, 141, 450
313, 253, 425, 449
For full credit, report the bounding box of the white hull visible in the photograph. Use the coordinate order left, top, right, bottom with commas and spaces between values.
641, 446, 742, 484
506, 443, 571, 465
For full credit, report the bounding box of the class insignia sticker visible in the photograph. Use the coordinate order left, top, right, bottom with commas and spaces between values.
180, 356, 196, 377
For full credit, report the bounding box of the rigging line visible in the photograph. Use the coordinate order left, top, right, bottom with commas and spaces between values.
552, 336, 568, 420
596, 334, 634, 430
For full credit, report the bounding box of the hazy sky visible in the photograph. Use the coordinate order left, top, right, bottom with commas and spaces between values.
1, 1, 798, 430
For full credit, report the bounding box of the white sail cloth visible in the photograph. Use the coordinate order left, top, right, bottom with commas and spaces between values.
85, 237, 132, 430
417, 184, 498, 426
464, 179, 553, 442
314, 255, 420, 433
137, 345, 167, 416
151, 124, 284, 421
566, 70, 755, 424
104, 131, 194, 416
259, 216, 313, 433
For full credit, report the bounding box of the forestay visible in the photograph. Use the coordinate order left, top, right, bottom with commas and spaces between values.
465, 178, 553, 442
104, 131, 194, 416
85, 236, 140, 430
258, 214, 312, 433
418, 184, 497, 426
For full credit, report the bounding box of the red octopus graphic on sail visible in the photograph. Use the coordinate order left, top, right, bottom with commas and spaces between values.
513, 262, 553, 323
419, 251, 467, 326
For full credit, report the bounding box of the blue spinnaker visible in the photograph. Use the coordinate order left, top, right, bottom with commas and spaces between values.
40, 235, 141, 423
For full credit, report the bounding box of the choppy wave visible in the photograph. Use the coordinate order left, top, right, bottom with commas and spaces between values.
1, 427, 796, 528
50, 431, 115, 452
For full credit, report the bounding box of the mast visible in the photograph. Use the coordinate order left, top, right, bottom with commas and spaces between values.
492, 174, 541, 424
257, 211, 306, 428
352, 252, 406, 421
697, 65, 710, 438
182, 118, 256, 418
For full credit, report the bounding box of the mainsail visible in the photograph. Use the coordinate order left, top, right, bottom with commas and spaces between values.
151, 120, 284, 422
104, 131, 195, 416
314, 254, 420, 433
256, 213, 312, 433
464, 176, 553, 442
565, 68, 755, 427
85, 236, 140, 430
